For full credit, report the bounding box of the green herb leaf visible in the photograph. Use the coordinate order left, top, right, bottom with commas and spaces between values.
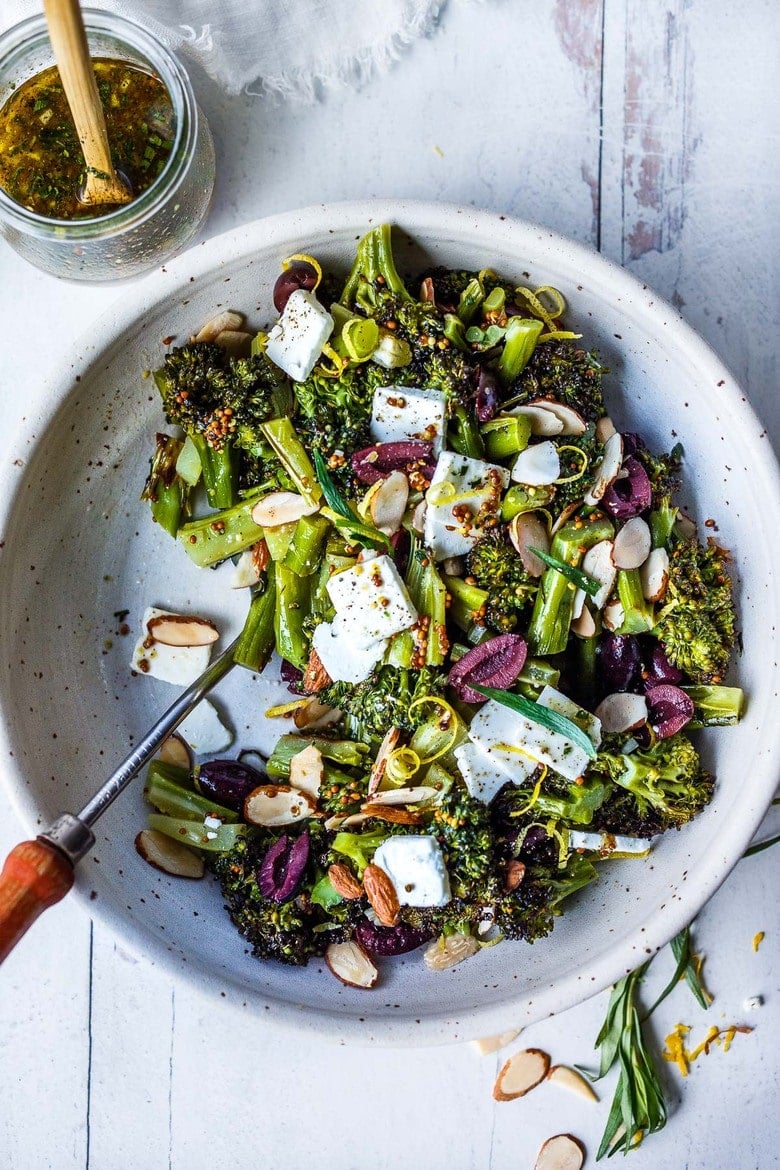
530, 547, 602, 596
744, 832, 780, 857
643, 925, 710, 1016
313, 450, 353, 520
472, 685, 597, 760
313, 451, 392, 553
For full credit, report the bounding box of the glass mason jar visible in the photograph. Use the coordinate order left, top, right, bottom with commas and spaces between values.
0, 10, 215, 281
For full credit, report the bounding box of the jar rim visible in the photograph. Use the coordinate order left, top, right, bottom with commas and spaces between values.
0, 7, 198, 240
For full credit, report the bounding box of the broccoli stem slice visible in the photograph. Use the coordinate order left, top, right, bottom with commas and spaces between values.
649, 496, 678, 549
339, 224, 412, 308
497, 317, 544, 384
145, 761, 238, 823
177, 495, 265, 568
282, 514, 331, 576
141, 433, 187, 538
266, 734, 368, 775
480, 414, 532, 460
526, 513, 615, 656
147, 813, 244, 853
616, 569, 656, 634
443, 574, 489, 638
234, 576, 277, 672
274, 562, 312, 670
683, 684, 745, 727
259, 418, 322, 508
190, 433, 238, 511
501, 482, 556, 521
447, 403, 486, 459
406, 540, 449, 665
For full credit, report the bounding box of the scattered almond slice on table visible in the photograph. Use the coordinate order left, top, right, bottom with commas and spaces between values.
547, 1064, 599, 1102
470, 1028, 521, 1056
493, 1047, 550, 1100
534, 1133, 585, 1170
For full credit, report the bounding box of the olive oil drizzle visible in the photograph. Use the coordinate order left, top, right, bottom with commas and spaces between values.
0, 58, 175, 219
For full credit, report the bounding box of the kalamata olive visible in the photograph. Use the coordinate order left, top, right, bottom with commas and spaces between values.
602, 455, 652, 519
273, 262, 318, 313
645, 684, 694, 739
354, 918, 433, 956
280, 659, 304, 693
476, 368, 500, 422
390, 527, 411, 577
196, 759, 264, 812
643, 642, 683, 687
448, 633, 528, 704
597, 633, 642, 694
620, 432, 646, 458
351, 440, 434, 486
258, 831, 310, 902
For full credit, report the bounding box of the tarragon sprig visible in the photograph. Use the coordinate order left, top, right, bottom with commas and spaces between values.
313, 450, 392, 553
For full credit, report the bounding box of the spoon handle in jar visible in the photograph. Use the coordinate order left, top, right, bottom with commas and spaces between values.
42, 0, 131, 205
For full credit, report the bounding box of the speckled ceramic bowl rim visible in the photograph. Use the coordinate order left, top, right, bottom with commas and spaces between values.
1, 200, 778, 1046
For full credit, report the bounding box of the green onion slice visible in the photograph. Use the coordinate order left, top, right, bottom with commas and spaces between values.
473, 685, 597, 760
342, 316, 379, 362
529, 547, 601, 596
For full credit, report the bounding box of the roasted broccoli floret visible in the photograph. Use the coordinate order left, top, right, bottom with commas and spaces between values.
465, 528, 536, 632
340, 223, 413, 312
588, 734, 714, 834
153, 343, 291, 509
507, 340, 607, 422
494, 852, 599, 942
321, 665, 446, 747
655, 537, 736, 683
550, 422, 603, 508
293, 362, 386, 489
141, 432, 187, 537
211, 826, 336, 965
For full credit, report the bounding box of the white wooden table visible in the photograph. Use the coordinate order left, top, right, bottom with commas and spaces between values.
1, 3, 777, 1167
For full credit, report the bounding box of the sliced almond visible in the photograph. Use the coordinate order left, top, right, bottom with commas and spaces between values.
534, 400, 587, 437
244, 784, 317, 827
471, 1028, 521, 1056
595, 692, 648, 734
325, 939, 378, 989
547, 1064, 599, 1103
549, 499, 581, 536
493, 1047, 551, 1101
369, 470, 409, 535
442, 555, 467, 577
230, 548, 262, 589
571, 605, 596, 639
595, 415, 617, 444
575, 539, 616, 615
423, 932, 480, 971
194, 309, 244, 342
534, 1134, 585, 1170
367, 727, 401, 795
293, 699, 342, 731
214, 329, 253, 357
135, 829, 204, 879
362, 863, 400, 926
508, 403, 565, 436
288, 743, 324, 799
146, 614, 219, 647
363, 785, 437, 806
324, 811, 369, 831
302, 647, 331, 694
327, 863, 363, 899
640, 546, 670, 602
156, 733, 192, 771
602, 598, 624, 631
504, 859, 526, 891
508, 513, 549, 577
511, 440, 561, 486
584, 431, 623, 504
251, 491, 319, 528
612, 516, 652, 570
361, 803, 422, 825
411, 498, 428, 534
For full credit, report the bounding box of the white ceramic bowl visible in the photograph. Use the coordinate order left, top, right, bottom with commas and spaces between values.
1, 201, 778, 1045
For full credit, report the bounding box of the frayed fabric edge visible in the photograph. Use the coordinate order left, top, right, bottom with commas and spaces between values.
181, 0, 450, 102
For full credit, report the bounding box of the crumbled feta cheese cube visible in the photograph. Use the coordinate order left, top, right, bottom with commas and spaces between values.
265, 289, 334, 382
454, 741, 536, 804
373, 835, 451, 907
468, 698, 590, 782
423, 451, 509, 561
568, 830, 652, 855
537, 685, 602, 748
177, 699, 233, 754
370, 385, 447, 455
131, 607, 212, 686
326, 554, 417, 649
203, 815, 223, 830
311, 618, 386, 684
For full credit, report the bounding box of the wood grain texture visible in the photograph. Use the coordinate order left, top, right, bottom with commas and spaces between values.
0, 839, 74, 962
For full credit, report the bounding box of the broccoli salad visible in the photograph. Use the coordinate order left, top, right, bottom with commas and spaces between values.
134, 224, 744, 988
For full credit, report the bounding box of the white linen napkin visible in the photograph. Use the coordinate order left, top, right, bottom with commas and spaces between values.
2, 0, 452, 99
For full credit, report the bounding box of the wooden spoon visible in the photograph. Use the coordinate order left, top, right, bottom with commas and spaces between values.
42, 0, 132, 207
